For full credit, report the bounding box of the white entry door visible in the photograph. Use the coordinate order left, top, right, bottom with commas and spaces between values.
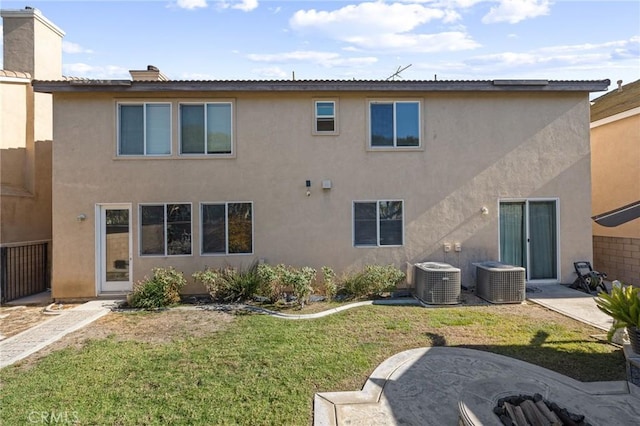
98, 204, 132, 293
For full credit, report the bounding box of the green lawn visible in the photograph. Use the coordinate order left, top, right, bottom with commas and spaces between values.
0, 304, 625, 425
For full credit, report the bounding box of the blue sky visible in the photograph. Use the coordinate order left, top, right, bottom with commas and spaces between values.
1, 0, 639, 93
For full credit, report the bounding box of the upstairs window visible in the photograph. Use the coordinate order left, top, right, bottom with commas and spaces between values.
353, 200, 404, 247
201, 202, 253, 255
314, 100, 337, 134
180, 103, 233, 155
140, 203, 192, 256
118, 103, 171, 156
369, 101, 420, 148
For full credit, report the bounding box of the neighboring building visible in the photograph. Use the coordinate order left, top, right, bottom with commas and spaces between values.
33, 72, 608, 300
590, 79, 640, 286
0, 8, 62, 301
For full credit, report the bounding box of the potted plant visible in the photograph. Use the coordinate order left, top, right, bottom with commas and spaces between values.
595, 283, 640, 353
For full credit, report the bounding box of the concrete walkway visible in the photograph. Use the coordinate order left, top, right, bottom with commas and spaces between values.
526, 283, 613, 331
0, 300, 119, 368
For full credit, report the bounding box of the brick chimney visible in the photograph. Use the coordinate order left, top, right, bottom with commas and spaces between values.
1, 7, 65, 80
129, 65, 168, 81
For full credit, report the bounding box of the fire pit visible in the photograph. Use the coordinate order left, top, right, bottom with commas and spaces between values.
458, 378, 598, 426
494, 393, 590, 426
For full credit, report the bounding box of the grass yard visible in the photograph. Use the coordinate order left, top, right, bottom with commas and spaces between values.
0, 302, 626, 425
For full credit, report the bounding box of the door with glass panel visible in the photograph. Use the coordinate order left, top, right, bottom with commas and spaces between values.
499, 200, 558, 282
99, 205, 132, 293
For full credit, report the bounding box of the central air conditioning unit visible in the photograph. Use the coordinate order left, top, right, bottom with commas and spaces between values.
414, 262, 461, 305
475, 261, 526, 304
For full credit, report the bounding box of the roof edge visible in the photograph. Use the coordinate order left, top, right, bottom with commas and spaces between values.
32, 79, 610, 94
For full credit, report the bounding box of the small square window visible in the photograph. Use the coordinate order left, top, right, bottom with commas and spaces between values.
314, 100, 337, 134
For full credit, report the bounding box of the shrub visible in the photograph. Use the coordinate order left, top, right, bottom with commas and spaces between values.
321, 266, 338, 300
128, 267, 186, 309
341, 264, 405, 298
256, 263, 316, 306
193, 262, 260, 303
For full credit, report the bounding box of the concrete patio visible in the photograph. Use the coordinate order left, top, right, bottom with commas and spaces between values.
314, 284, 640, 425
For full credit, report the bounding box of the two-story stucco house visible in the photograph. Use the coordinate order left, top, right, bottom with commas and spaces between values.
32, 72, 609, 300
590, 79, 640, 286
1, 7, 60, 302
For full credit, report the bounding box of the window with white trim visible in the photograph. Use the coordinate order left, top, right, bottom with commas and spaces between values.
353, 200, 404, 246
201, 202, 253, 254
118, 103, 171, 156
140, 203, 192, 256
180, 102, 233, 155
314, 100, 337, 134
369, 101, 420, 148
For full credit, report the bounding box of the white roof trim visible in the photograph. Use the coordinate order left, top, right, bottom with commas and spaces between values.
591, 106, 640, 128
0, 75, 31, 83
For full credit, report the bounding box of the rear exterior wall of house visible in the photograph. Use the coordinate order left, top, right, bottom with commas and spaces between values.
50, 90, 593, 299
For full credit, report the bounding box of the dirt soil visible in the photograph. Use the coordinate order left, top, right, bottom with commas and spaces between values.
0, 303, 80, 339
8, 308, 235, 370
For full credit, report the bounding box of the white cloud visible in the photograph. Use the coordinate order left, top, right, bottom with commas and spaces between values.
217, 0, 259, 12
176, 0, 208, 10
247, 50, 378, 68
460, 37, 640, 75
63, 63, 129, 79
178, 72, 219, 80
233, 0, 258, 12
290, 2, 476, 53
291, 2, 456, 35
251, 66, 289, 79
345, 31, 480, 52
482, 0, 551, 24
62, 41, 93, 54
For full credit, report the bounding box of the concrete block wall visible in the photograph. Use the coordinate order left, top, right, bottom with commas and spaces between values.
593, 236, 640, 286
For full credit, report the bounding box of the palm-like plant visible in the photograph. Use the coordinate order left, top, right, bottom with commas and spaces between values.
595, 284, 640, 350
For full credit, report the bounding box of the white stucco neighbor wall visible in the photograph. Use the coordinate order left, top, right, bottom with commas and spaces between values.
48, 90, 593, 299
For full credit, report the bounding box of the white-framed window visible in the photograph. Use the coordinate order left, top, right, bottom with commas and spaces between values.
201, 202, 253, 255
140, 203, 192, 256
369, 101, 420, 148
180, 102, 233, 155
353, 200, 404, 247
117, 103, 171, 156
314, 100, 337, 134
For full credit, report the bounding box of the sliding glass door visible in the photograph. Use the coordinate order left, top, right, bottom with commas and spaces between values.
500, 199, 558, 281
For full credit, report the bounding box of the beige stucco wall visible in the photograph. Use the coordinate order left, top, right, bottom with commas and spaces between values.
0, 78, 52, 244
2, 9, 63, 80
50, 91, 593, 299
591, 112, 640, 239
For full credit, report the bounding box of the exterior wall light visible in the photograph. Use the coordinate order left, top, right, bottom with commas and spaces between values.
481, 206, 489, 215
76, 213, 87, 222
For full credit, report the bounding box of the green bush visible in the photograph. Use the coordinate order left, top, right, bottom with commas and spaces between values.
256, 264, 316, 306
321, 266, 338, 300
341, 264, 405, 298
192, 262, 261, 303
128, 267, 186, 309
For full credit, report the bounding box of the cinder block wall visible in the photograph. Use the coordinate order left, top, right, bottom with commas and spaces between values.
593, 236, 640, 286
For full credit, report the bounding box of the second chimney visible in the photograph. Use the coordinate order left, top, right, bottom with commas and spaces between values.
129, 65, 168, 81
